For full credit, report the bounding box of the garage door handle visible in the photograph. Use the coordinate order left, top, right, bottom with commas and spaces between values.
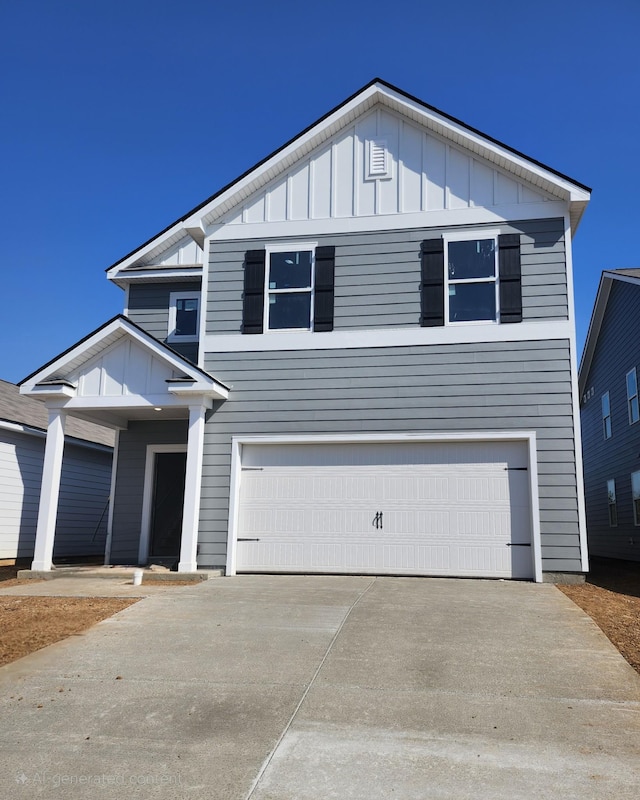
506, 543, 531, 547
238, 538, 260, 542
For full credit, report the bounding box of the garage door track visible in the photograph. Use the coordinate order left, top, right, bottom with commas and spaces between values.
1, 576, 639, 799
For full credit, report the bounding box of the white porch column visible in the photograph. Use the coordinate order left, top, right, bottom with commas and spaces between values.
178, 403, 207, 572
32, 409, 67, 571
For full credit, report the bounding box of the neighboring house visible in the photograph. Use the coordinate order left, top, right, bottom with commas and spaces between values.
0, 379, 114, 561
19, 79, 591, 582
579, 269, 640, 562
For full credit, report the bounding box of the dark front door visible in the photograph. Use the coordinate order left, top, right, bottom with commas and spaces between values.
149, 451, 187, 558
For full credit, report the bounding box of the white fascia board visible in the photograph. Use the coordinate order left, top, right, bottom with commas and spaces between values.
63, 395, 195, 411
208, 202, 569, 242
107, 221, 204, 276
168, 382, 228, 401
110, 267, 202, 288
185, 86, 381, 231
204, 319, 573, 354
21, 318, 212, 393
375, 84, 590, 203
0, 421, 112, 454
578, 273, 612, 396
22, 384, 76, 399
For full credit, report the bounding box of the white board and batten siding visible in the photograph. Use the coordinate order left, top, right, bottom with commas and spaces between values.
221, 107, 554, 229
229, 438, 540, 581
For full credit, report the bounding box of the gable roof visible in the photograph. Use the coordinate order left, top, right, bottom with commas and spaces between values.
579, 269, 640, 394
107, 78, 591, 275
0, 379, 115, 448
19, 315, 227, 397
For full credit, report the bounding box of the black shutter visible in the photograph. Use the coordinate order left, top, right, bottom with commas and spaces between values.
242, 249, 266, 334
498, 234, 522, 323
420, 239, 445, 327
313, 246, 335, 332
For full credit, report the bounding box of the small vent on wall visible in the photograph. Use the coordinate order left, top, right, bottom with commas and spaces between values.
367, 138, 389, 179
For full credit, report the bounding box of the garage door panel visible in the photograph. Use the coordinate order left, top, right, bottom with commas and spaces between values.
235, 441, 534, 579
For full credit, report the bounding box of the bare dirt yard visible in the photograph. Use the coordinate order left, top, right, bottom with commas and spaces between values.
558, 557, 640, 674
1, 560, 638, 675
0, 565, 138, 667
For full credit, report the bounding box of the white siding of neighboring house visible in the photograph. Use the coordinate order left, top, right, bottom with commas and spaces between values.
0, 428, 112, 560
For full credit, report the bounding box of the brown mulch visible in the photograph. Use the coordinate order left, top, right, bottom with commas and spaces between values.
558, 557, 640, 674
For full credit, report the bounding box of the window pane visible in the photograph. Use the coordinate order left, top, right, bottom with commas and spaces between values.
448, 282, 496, 322
269, 251, 312, 289
627, 369, 637, 398
448, 239, 495, 280
176, 298, 198, 336
269, 292, 311, 329
632, 396, 639, 424
633, 471, 640, 525
602, 392, 610, 416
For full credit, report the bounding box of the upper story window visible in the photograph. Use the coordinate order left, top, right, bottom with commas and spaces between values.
607, 478, 617, 527
168, 291, 201, 342
602, 392, 612, 439
627, 368, 639, 424
242, 245, 335, 335
447, 238, 497, 323
265, 249, 314, 331
420, 231, 521, 328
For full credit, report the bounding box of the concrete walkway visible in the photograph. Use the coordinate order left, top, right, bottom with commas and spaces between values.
1, 576, 639, 799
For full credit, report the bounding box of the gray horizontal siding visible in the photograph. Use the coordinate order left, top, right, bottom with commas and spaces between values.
207, 218, 567, 334
111, 420, 188, 564
198, 338, 580, 572
580, 279, 640, 561
0, 431, 112, 560
126, 281, 200, 364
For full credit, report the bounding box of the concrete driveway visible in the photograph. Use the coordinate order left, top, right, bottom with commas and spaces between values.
1, 576, 639, 799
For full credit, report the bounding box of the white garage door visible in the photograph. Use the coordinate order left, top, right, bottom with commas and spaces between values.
234, 440, 533, 579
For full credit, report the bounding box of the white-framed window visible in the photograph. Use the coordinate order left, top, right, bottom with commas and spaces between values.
168, 291, 201, 342
602, 391, 612, 439
627, 368, 639, 425
264, 244, 316, 331
445, 231, 499, 324
607, 479, 617, 527
632, 472, 640, 526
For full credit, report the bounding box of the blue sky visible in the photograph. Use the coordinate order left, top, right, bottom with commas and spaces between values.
1, 0, 638, 383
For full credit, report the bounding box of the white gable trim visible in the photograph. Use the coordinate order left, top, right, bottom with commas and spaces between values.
20, 318, 228, 404
107, 81, 590, 276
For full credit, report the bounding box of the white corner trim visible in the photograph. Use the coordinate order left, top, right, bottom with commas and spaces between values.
139, 444, 188, 565
564, 214, 589, 573
225, 430, 543, 582
205, 319, 573, 354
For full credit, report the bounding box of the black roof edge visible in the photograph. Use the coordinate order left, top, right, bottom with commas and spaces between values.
106, 77, 592, 273
19, 314, 229, 391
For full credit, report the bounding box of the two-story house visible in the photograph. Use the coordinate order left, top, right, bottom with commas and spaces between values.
579, 269, 640, 562
20, 79, 591, 582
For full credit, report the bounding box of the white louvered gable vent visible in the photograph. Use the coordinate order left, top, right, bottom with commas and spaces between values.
367, 138, 389, 179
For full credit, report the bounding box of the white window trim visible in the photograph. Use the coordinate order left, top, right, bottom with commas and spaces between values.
607, 478, 617, 528
602, 391, 612, 440
263, 242, 317, 333
627, 368, 639, 425
168, 290, 201, 343
632, 471, 640, 527
443, 229, 501, 326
